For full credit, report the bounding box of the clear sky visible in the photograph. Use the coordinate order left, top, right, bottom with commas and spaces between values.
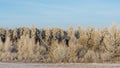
0, 0, 120, 29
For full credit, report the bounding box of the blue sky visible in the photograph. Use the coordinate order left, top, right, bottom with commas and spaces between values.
0, 0, 120, 29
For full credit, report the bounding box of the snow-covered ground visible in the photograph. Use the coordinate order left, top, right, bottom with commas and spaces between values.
0, 63, 120, 68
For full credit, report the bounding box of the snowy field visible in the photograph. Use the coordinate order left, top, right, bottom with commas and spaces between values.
0, 63, 120, 68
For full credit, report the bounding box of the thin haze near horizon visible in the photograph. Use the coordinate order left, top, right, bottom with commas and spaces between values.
0, 0, 120, 29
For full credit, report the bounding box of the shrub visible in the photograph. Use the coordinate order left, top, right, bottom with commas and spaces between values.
0, 25, 119, 63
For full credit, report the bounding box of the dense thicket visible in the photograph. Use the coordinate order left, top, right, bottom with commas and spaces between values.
0, 25, 120, 63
